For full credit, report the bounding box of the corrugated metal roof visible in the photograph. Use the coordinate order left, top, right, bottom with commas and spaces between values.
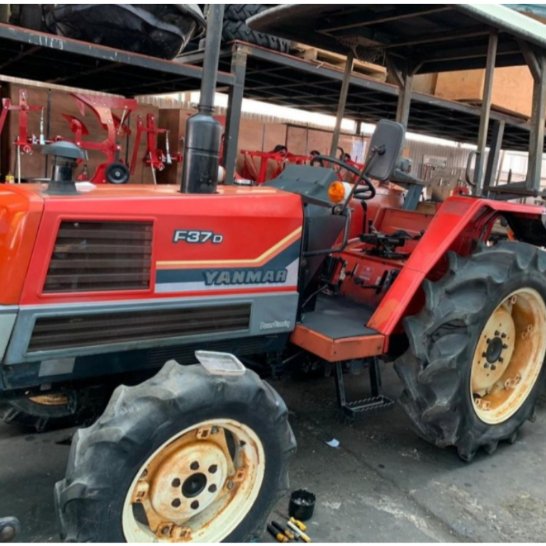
249, 4, 546, 74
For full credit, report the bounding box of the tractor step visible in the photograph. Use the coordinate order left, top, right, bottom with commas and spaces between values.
334, 358, 394, 418
339, 395, 394, 417
291, 295, 385, 361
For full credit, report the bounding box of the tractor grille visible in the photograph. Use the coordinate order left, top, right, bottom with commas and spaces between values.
44, 220, 153, 293
27, 303, 251, 353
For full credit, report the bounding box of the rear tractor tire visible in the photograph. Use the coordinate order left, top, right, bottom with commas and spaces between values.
2, 388, 110, 432
55, 361, 296, 542
395, 241, 546, 461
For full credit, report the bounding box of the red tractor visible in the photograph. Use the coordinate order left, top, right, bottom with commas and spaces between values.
1, 4, 546, 543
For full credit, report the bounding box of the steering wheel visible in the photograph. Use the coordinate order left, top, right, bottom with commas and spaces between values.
310, 154, 376, 200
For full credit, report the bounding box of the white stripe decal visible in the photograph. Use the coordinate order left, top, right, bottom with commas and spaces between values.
156, 260, 300, 293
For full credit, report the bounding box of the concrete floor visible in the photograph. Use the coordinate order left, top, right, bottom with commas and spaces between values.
1, 363, 546, 543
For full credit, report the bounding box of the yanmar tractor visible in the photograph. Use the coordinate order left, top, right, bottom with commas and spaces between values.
1, 4, 546, 543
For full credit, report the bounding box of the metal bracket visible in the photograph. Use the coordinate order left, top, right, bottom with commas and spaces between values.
518, 40, 542, 82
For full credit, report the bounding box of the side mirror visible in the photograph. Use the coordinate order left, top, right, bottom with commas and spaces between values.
365, 119, 405, 181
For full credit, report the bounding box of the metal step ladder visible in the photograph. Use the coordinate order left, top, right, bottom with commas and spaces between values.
334, 358, 394, 418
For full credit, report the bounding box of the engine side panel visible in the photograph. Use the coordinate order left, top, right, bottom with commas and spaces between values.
0, 185, 43, 305
5, 185, 303, 367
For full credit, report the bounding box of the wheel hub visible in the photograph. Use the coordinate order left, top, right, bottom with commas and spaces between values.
485, 336, 504, 364
182, 473, 207, 498
471, 288, 546, 424
472, 306, 515, 394
149, 443, 228, 522
123, 419, 265, 542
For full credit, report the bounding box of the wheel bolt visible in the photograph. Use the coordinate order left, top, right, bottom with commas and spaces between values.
484, 363, 489, 368
482, 352, 487, 357
498, 357, 504, 363
491, 365, 497, 371
190, 461, 199, 471
494, 330, 500, 336
501, 333, 507, 339
502, 344, 508, 349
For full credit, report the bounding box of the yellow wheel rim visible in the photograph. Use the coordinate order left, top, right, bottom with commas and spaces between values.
471, 288, 546, 424
28, 393, 69, 406
122, 418, 265, 542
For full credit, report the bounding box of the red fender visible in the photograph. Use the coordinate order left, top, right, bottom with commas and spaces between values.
369, 195, 546, 346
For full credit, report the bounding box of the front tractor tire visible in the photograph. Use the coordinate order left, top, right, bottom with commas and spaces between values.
55, 361, 296, 542
395, 241, 546, 461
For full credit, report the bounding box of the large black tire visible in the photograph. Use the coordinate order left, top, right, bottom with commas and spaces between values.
2, 388, 110, 432
395, 241, 546, 461
224, 4, 265, 22
55, 361, 296, 542
222, 4, 291, 53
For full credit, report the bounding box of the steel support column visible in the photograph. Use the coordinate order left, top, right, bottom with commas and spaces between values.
484, 119, 505, 193
474, 31, 498, 195
223, 44, 248, 184
329, 52, 354, 157
395, 72, 414, 128
527, 54, 546, 191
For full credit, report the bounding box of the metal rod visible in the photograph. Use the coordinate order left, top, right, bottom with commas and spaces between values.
321, 6, 450, 33
527, 54, 546, 191
474, 31, 498, 195
395, 72, 414, 128
223, 44, 247, 184
16, 145, 21, 183
484, 119, 505, 192
198, 4, 224, 114
44, 89, 51, 178
330, 51, 354, 157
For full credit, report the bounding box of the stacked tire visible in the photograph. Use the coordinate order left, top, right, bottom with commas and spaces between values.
222, 5, 291, 53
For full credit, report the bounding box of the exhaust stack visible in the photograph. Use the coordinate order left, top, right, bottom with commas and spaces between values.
43, 141, 87, 195
181, 5, 224, 194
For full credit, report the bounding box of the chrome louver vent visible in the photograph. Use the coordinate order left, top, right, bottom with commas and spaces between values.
44, 221, 153, 293
28, 304, 251, 352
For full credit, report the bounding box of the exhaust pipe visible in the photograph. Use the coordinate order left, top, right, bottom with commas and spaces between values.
181, 5, 224, 194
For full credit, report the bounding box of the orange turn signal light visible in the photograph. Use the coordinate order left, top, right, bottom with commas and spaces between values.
328, 181, 346, 204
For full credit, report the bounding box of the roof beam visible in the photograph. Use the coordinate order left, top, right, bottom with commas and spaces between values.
318, 5, 451, 33
381, 25, 490, 50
